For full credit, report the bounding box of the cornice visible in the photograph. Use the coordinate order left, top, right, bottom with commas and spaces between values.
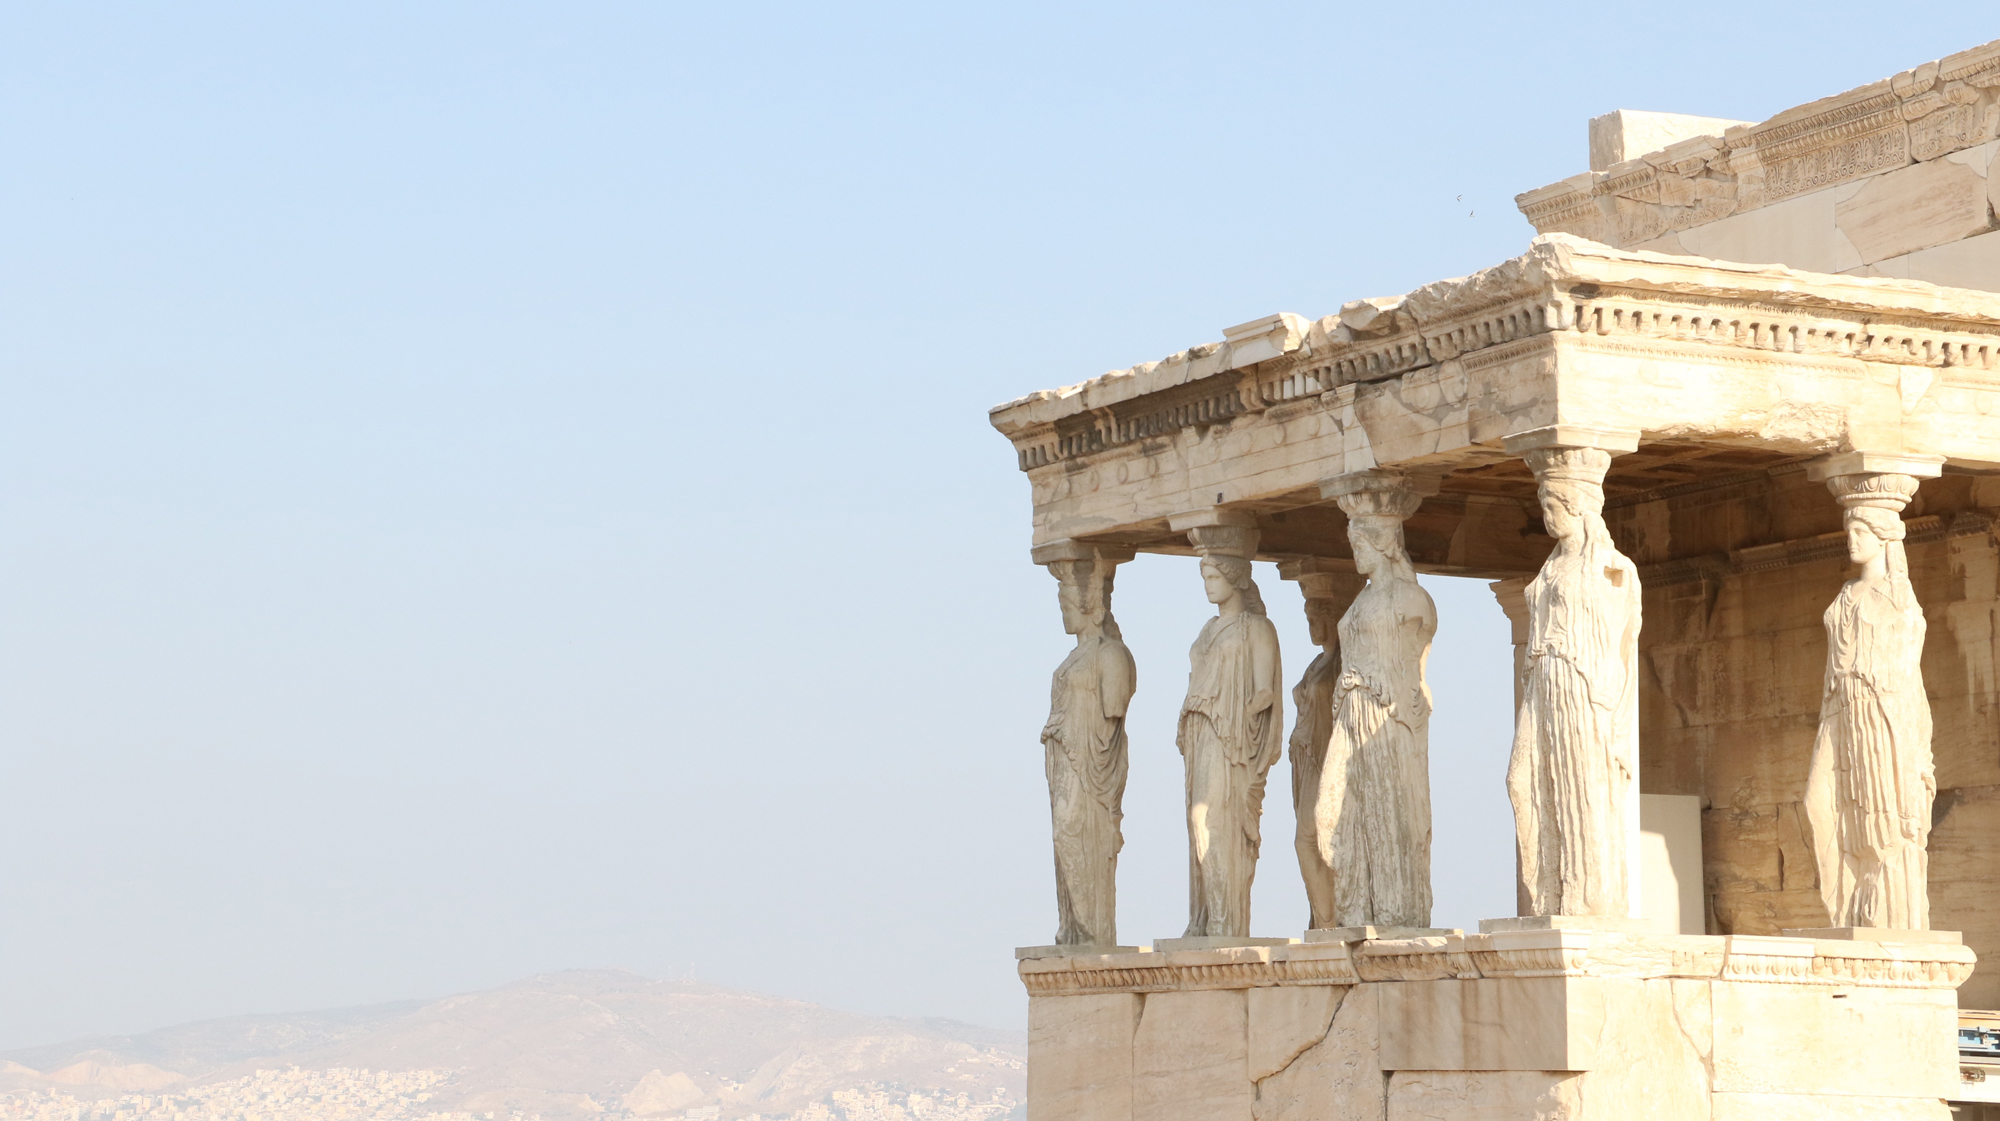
1016, 930, 1976, 996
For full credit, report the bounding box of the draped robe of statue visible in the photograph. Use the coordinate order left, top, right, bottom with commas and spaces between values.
1509, 529, 1642, 916
1317, 574, 1436, 928
1042, 630, 1136, 945
1179, 610, 1284, 937
1289, 647, 1340, 928
1805, 560, 1935, 929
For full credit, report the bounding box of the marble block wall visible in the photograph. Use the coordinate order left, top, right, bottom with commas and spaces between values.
1021, 934, 1971, 1121
1519, 39, 2000, 294
1616, 468, 2000, 1006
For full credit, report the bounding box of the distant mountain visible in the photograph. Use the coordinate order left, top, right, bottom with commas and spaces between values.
0, 970, 1024, 1120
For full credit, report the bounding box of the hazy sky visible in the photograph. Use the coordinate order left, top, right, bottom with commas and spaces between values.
0, 1, 1992, 1048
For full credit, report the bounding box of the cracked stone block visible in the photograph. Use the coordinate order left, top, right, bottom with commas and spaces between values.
1835, 158, 1996, 264
1252, 984, 1385, 1121
1246, 985, 1343, 1082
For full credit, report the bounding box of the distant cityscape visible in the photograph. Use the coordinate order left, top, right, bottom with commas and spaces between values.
0, 1068, 1020, 1121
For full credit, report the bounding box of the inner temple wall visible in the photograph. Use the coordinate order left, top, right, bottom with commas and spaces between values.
1611, 468, 2000, 1004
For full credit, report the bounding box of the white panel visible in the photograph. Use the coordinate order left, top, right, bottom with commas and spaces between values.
1639, 794, 1704, 935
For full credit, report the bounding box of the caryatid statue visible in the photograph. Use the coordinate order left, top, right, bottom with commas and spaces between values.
1506, 438, 1643, 917
1316, 474, 1438, 929
1039, 546, 1138, 948
1177, 524, 1283, 938
1804, 463, 1939, 930
1280, 559, 1367, 931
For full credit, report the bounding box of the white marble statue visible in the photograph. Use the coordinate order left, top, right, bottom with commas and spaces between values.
1315, 486, 1437, 928
1285, 568, 1366, 931
1178, 547, 1283, 938
1805, 474, 1935, 929
1041, 555, 1137, 947
1507, 446, 1643, 917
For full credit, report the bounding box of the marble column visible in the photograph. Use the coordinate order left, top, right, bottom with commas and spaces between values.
1031, 541, 1138, 951
1278, 558, 1367, 931
1502, 426, 1643, 919
1315, 470, 1439, 929
1802, 452, 1943, 931
1489, 575, 1533, 918
1172, 517, 1283, 940
1489, 577, 1531, 712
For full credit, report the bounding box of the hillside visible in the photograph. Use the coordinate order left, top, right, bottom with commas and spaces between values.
0, 970, 1024, 1120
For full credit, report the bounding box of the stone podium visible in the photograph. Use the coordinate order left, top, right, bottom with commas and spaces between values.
1022, 932, 1971, 1120
992, 41, 2000, 1120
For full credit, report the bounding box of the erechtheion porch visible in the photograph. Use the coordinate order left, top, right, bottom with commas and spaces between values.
992, 233, 1997, 1118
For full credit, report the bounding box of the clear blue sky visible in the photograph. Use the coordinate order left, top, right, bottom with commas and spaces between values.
0, 1, 1991, 1046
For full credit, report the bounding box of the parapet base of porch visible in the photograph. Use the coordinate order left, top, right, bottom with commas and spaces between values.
1020, 930, 1974, 1120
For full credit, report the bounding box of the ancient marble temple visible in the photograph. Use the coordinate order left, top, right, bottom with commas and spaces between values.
996, 37, 2000, 1121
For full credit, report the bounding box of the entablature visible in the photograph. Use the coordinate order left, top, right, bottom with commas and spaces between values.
993, 236, 2000, 559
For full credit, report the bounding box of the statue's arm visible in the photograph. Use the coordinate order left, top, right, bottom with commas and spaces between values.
1409, 583, 1439, 718
1249, 619, 1281, 715
1100, 642, 1136, 721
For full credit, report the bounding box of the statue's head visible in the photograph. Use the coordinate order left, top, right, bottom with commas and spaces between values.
1199, 555, 1265, 614
1304, 596, 1341, 646
1845, 505, 1904, 565
1332, 477, 1422, 579
1347, 514, 1404, 578
1826, 472, 1920, 576
1050, 558, 1115, 636
1199, 557, 1236, 605
1527, 447, 1612, 546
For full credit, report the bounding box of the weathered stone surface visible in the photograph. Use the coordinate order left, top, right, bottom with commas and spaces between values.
1028, 993, 1138, 1121
1131, 989, 1250, 1121
1835, 157, 1995, 264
